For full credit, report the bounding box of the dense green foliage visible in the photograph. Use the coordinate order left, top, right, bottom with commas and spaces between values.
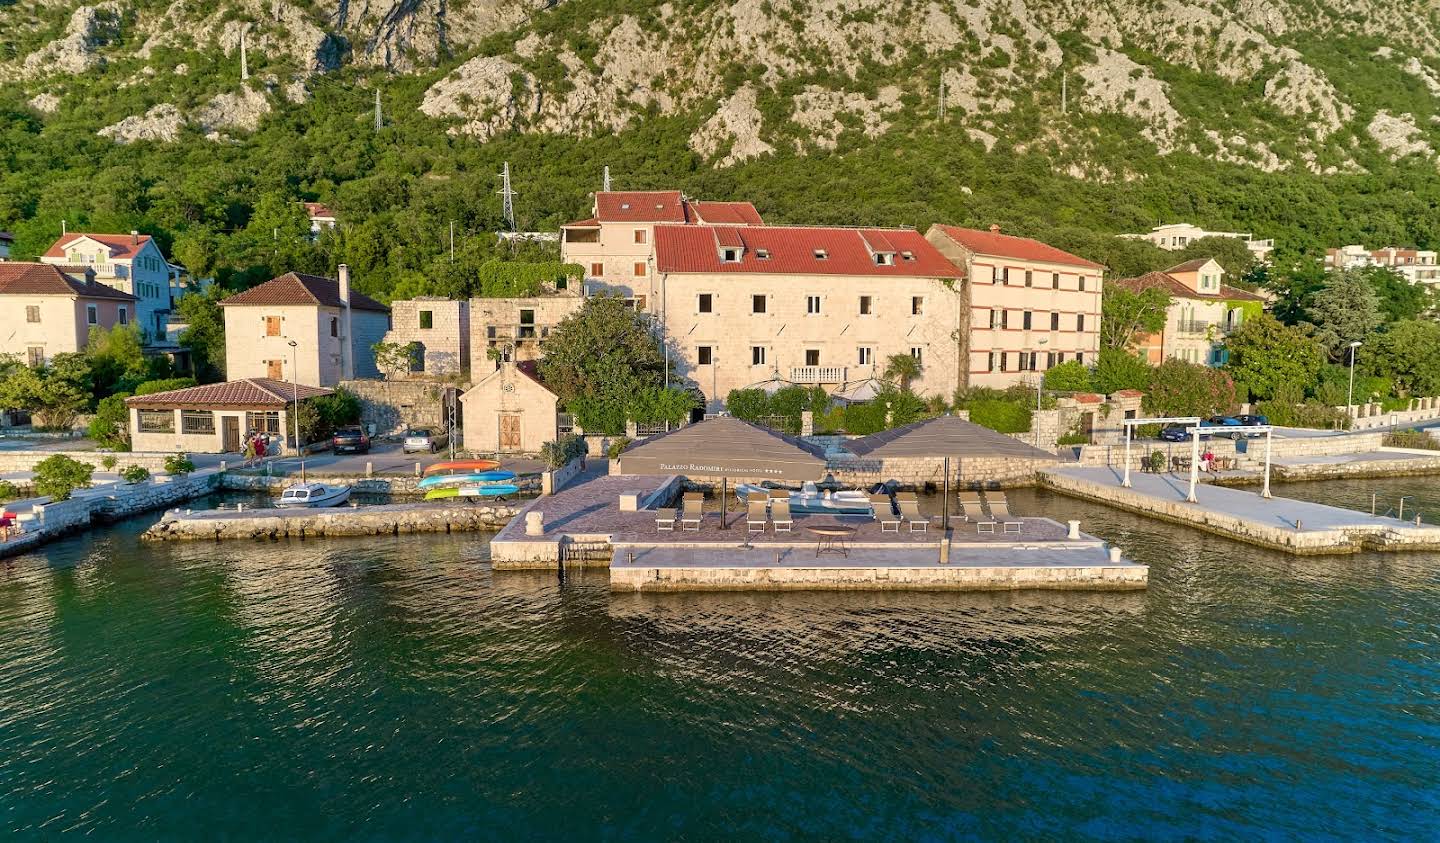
0, 354, 90, 429
1361, 320, 1440, 397
88, 393, 132, 449
175, 287, 227, 381
539, 434, 587, 469
1143, 359, 1238, 418
1042, 360, 1094, 393
1092, 350, 1154, 394
32, 455, 94, 501
119, 464, 150, 484
163, 453, 196, 475
1100, 286, 1170, 351
966, 399, 1033, 435
1223, 314, 1324, 401
1308, 269, 1382, 362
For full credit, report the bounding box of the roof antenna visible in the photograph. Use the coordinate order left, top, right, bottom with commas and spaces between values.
602, 165, 611, 192
497, 161, 516, 231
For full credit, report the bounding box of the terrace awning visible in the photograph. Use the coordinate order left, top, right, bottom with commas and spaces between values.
842, 414, 1057, 460
616, 416, 828, 479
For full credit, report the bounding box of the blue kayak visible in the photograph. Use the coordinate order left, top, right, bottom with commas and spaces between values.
417, 470, 516, 490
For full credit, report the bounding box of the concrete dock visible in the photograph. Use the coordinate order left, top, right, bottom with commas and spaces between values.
1042, 466, 1440, 554
144, 500, 520, 541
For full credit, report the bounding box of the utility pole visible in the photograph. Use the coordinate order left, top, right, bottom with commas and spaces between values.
374, 89, 382, 132
938, 72, 946, 120
449, 220, 455, 263
1061, 72, 1068, 114
602, 165, 611, 192
240, 27, 249, 83
497, 161, 516, 231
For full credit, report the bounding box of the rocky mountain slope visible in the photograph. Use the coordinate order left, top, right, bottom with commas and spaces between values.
5, 0, 1440, 177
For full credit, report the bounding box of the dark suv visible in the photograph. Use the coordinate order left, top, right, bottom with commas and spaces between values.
332, 426, 370, 454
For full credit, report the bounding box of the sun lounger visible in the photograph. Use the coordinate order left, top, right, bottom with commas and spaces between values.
898, 499, 929, 533
768, 488, 789, 501
771, 499, 793, 533
871, 494, 901, 533
680, 501, 702, 531
987, 492, 1023, 534
957, 492, 984, 522
746, 500, 768, 534
655, 508, 677, 532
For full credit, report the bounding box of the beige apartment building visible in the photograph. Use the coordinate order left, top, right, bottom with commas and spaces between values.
925, 224, 1104, 389
652, 224, 964, 407
126, 378, 333, 454
40, 231, 179, 340
561, 190, 764, 308
381, 297, 471, 378
1325, 245, 1440, 285
468, 291, 584, 373
219, 266, 390, 386
0, 263, 138, 366
1121, 223, 1275, 262
1109, 259, 1264, 366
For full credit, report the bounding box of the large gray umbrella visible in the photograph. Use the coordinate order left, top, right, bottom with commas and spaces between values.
617, 416, 828, 479
843, 414, 1057, 460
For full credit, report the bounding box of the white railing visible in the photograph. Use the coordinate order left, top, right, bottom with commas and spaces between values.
790, 366, 847, 384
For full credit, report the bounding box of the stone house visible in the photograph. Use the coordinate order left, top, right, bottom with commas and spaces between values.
468, 290, 584, 372
39, 231, 178, 341
1108, 259, 1264, 366
925, 224, 1105, 390
125, 378, 332, 454
218, 266, 390, 386
0, 263, 138, 366
380, 296, 471, 378
459, 361, 559, 455
304, 202, 337, 240
560, 189, 765, 308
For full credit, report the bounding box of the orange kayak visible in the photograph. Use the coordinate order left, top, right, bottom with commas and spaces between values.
423, 459, 501, 477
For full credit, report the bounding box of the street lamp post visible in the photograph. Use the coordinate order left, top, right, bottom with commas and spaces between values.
1346, 340, 1363, 419
287, 340, 299, 455
1034, 338, 1049, 448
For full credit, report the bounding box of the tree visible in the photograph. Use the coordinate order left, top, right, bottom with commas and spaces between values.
1143, 360, 1238, 417
1101, 286, 1170, 350
882, 353, 921, 391
1365, 266, 1434, 323
176, 287, 228, 382
1308, 269, 1382, 361
89, 393, 132, 449
85, 323, 152, 398
1363, 320, 1440, 397
0, 355, 92, 430
372, 341, 420, 379
1042, 360, 1093, 392
1223, 313, 1324, 401
32, 455, 94, 502
1263, 257, 1328, 326
1092, 349, 1153, 394
538, 294, 668, 433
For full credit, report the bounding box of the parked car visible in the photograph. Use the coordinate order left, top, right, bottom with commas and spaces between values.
1200, 416, 1246, 439
402, 428, 447, 454
1237, 414, 1269, 427
332, 426, 370, 454
1158, 424, 1203, 442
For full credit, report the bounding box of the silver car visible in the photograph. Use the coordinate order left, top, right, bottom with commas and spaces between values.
402, 428, 447, 453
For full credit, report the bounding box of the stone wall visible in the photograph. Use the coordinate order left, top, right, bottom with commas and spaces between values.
0, 450, 185, 472
381, 298, 470, 378
608, 560, 1147, 592
830, 455, 1057, 489
541, 456, 586, 495
341, 379, 457, 438
1346, 397, 1440, 431
144, 500, 519, 541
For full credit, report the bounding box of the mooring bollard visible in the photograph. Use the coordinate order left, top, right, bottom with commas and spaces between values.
366, 461, 373, 479
1108, 546, 1122, 563
219, 460, 227, 472
1067, 519, 1081, 540
525, 511, 544, 536
627, 551, 636, 565
415, 462, 421, 477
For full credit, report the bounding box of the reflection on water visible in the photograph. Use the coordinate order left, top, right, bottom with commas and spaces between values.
0, 487, 1438, 839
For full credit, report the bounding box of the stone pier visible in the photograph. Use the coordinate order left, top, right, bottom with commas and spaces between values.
144, 501, 518, 541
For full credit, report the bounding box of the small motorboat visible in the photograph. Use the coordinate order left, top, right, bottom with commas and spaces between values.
422, 459, 501, 477
734, 481, 873, 515
276, 482, 352, 508
417, 470, 517, 490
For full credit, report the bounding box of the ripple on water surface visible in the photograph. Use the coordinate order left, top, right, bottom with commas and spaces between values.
0, 486, 1438, 839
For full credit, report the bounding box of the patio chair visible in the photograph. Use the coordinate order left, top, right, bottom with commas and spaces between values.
655, 508, 677, 532
898, 499, 929, 533
771, 499, 794, 533
746, 500, 769, 534
987, 492, 1023, 534
958, 491, 985, 522
872, 495, 902, 533
680, 500, 703, 532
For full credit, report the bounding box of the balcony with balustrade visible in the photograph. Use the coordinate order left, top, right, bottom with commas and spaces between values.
790, 366, 847, 384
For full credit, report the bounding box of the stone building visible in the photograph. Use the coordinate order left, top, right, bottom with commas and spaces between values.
1108, 259, 1264, 366
0, 263, 138, 366
380, 297, 470, 378
1120, 222, 1274, 262
40, 231, 179, 342
468, 287, 584, 373
459, 361, 559, 455
651, 224, 964, 407
925, 224, 1105, 390
218, 266, 390, 386
126, 378, 332, 454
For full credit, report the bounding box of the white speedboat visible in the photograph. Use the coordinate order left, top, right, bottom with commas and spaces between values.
735, 481, 874, 515
276, 482, 352, 508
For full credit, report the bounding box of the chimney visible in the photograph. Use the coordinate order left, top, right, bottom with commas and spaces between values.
337, 264, 354, 380
131, 230, 139, 245
337, 264, 350, 304
989, 224, 1001, 234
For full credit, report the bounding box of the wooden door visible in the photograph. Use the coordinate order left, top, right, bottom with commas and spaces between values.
267, 359, 283, 380
499, 415, 522, 452
222, 415, 241, 452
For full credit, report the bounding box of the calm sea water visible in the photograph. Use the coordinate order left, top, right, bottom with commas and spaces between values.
2, 480, 1437, 840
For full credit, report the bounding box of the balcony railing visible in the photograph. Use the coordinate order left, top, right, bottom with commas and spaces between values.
1175, 320, 1215, 335
790, 366, 847, 384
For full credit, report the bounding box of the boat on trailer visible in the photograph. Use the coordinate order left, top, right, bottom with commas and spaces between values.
734, 481, 874, 515
275, 482, 352, 508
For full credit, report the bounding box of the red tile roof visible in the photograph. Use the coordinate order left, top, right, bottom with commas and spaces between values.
930, 224, 1105, 270
303, 202, 336, 219
125, 378, 333, 409
1164, 258, 1216, 274
562, 217, 600, 228
43, 232, 156, 261
688, 201, 764, 225
0, 262, 137, 300
654, 226, 961, 278
219, 271, 388, 312
596, 191, 687, 223
1109, 271, 1264, 302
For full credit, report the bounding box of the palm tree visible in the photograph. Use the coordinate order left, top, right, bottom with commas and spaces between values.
883, 353, 922, 391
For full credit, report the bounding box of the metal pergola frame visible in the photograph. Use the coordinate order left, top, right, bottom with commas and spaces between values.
1120, 417, 1276, 502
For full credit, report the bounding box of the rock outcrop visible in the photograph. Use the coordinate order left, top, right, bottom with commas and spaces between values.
99, 103, 185, 143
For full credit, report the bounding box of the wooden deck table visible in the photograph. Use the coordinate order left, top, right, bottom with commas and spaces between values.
807, 525, 856, 557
